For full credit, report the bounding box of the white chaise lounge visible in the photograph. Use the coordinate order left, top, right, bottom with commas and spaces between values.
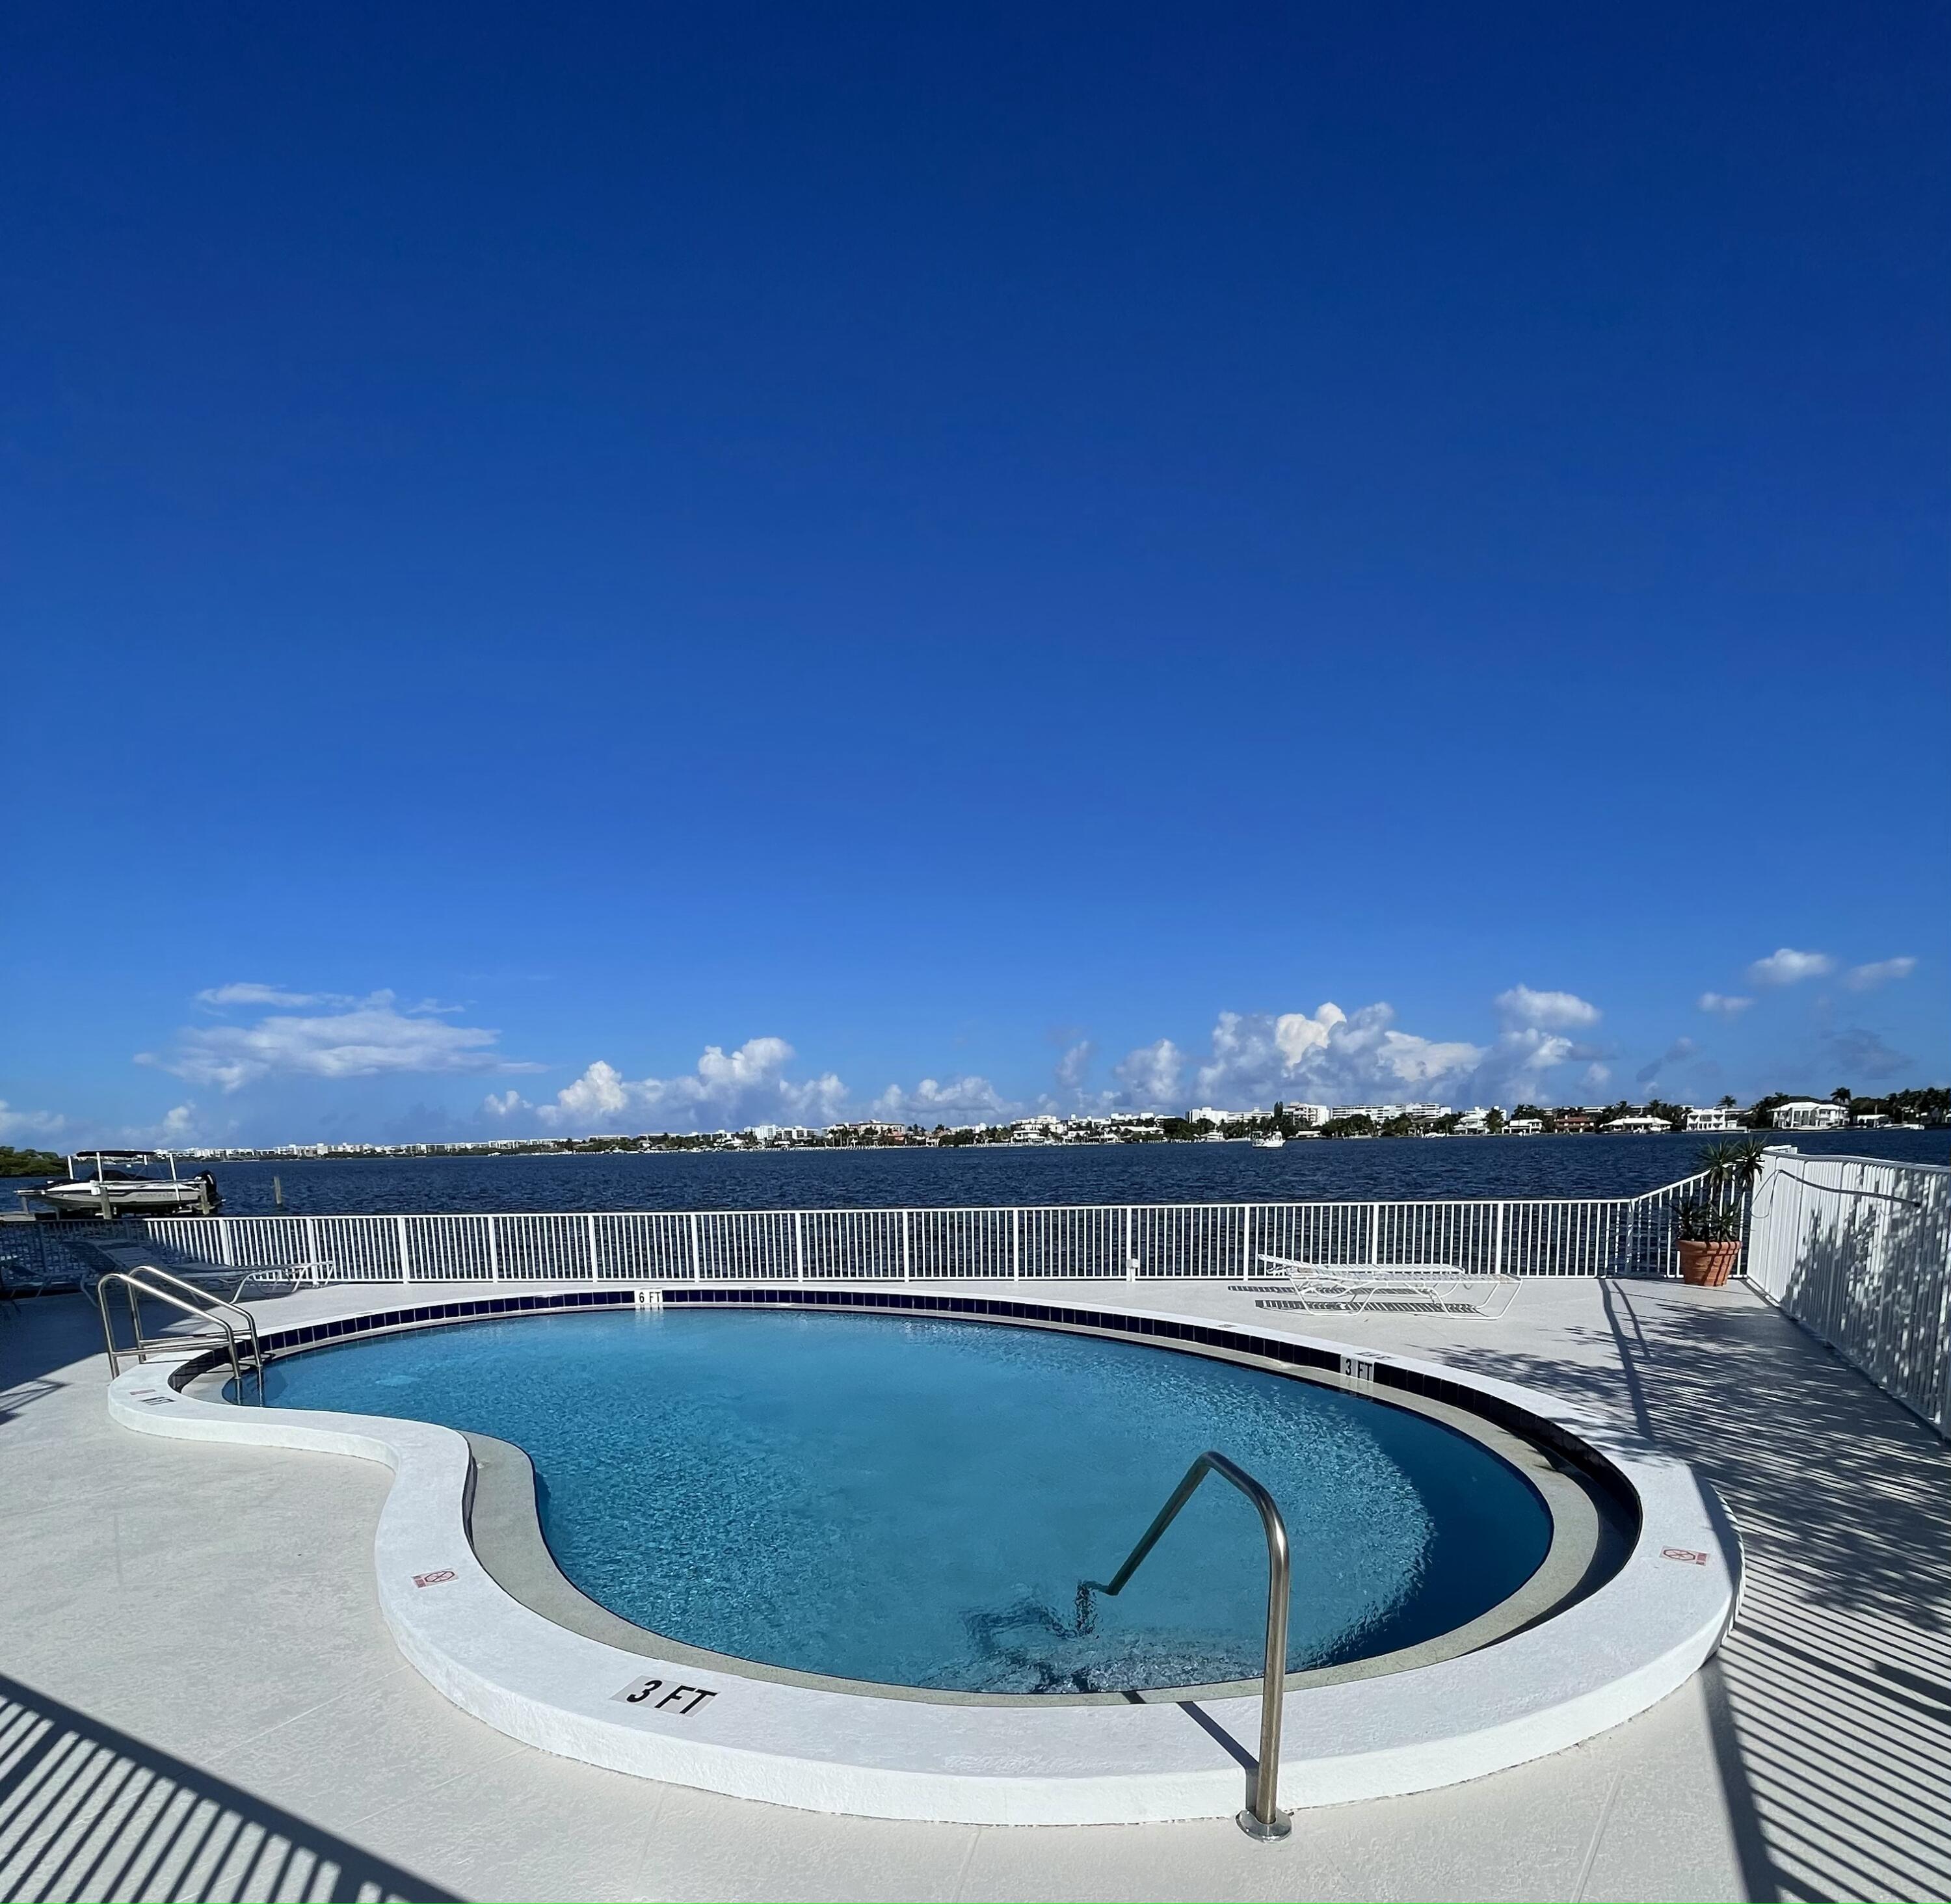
1232, 1254, 1519, 1318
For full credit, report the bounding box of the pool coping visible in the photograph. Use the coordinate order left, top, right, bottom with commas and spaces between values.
107, 1284, 1740, 1827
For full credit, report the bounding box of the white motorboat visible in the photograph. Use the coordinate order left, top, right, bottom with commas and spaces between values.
20, 1150, 220, 1218
1250, 1132, 1286, 1149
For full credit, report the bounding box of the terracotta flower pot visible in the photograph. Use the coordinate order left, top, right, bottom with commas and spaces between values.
1679, 1240, 1739, 1288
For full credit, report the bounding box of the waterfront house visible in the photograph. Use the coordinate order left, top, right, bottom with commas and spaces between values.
1686, 1107, 1746, 1131
1771, 1100, 1848, 1131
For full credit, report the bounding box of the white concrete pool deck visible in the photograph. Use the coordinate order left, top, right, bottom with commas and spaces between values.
3, 1275, 1948, 1902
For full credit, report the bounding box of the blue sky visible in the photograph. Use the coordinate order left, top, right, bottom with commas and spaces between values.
3, 3, 1944, 1144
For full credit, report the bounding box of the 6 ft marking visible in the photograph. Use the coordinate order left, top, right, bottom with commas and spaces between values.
613, 1676, 717, 1716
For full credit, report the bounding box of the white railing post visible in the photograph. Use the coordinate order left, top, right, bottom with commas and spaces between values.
219, 1218, 235, 1269
1369, 1202, 1381, 1265
1011, 1208, 1021, 1282
1124, 1206, 1134, 1282
688, 1211, 702, 1282
303, 1215, 318, 1273
901, 1209, 912, 1282
396, 1215, 411, 1284
1241, 1204, 1253, 1279
587, 1212, 600, 1280
1493, 1201, 1506, 1275
794, 1210, 804, 1282
486, 1215, 500, 1283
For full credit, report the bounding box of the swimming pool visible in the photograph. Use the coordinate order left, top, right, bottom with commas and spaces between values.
251, 1307, 1552, 1694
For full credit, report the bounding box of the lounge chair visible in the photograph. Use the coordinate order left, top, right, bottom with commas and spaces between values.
1232, 1254, 1518, 1318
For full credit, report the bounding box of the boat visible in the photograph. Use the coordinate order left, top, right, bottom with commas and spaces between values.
1250, 1132, 1286, 1149
19, 1150, 220, 1219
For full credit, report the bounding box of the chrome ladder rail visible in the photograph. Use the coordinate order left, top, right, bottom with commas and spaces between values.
119, 1262, 268, 1403
96, 1272, 258, 1405
1078, 1450, 1292, 1840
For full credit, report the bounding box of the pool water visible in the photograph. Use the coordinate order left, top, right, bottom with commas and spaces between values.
254, 1310, 1552, 1693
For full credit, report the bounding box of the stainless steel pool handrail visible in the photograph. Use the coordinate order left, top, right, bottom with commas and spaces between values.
120, 1261, 267, 1400
96, 1271, 255, 1405
1078, 1451, 1293, 1841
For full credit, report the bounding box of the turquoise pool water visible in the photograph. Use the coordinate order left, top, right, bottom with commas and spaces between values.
254, 1309, 1552, 1693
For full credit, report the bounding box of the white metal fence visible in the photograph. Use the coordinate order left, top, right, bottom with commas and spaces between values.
1746, 1148, 1951, 1436
137, 1172, 1725, 1286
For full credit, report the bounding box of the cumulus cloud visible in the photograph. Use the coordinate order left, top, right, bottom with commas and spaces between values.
1113, 1039, 1185, 1109
124, 1103, 204, 1146
1843, 957, 1917, 992
1697, 992, 1752, 1016
873, 1076, 1016, 1122
529, 1038, 847, 1133
0, 1100, 66, 1142
1580, 1063, 1613, 1092
1747, 947, 1836, 986
1178, 1003, 1486, 1107
1494, 986, 1601, 1032
144, 987, 538, 1092
1099, 991, 1608, 1113
1053, 1040, 1095, 1095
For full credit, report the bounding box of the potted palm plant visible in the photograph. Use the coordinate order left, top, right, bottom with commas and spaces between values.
1677, 1139, 1766, 1286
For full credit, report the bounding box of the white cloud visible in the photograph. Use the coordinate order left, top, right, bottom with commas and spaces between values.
124, 1103, 204, 1146
873, 1076, 1016, 1122
1697, 992, 1753, 1016
482, 1089, 528, 1118
1111, 1039, 1185, 1109
533, 1038, 847, 1133
1580, 1063, 1613, 1091
145, 988, 538, 1092
0, 1100, 66, 1142
1053, 1040, 1095, 1094
1100, 990, 1610, 1113
1494, 986, 1601, 1032
1746, 947, 1836, 986
1843, 957, 1917, 992
195, 983, 349, 1010
1179, 1003, 1487, 1109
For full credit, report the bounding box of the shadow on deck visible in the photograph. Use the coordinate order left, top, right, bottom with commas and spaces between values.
0, 1674, 455, 1904
1448, 1280, 1951, 1904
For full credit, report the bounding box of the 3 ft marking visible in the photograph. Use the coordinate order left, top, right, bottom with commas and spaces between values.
1340, 1355, 1375, 1385
613, 1676, 717, 1715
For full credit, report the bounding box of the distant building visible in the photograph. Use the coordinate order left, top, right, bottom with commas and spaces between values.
1685, 1107, 1745, 1132
1506, 1117, 1544, 1134
1851, 1112, 1889, 1128
1772, 1100, 1848, 1131
1605, 1115, 1673, 1133
1555, 1110, 1600, 1133
1453, 1107, 1494, 1134
1329, 1104, 1449, 1127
